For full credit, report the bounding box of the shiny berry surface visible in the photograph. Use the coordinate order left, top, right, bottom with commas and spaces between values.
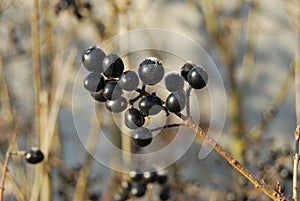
143, 170, 157, 183
82, 46, 106, 73
156, 170, 168, 184
124, 108, 145, 129
90, 90, 107, 102
129, 170, 143, 181
166, 91, 186, 113
103, 81, 122, 100
164, 72, 184, 92
131, 127, 152, 147
105, 96, 128, 113
121, 180, 132, 192
113, 192, 128, 201
25, 147, 44, 164
102, 53, 124, 78
138, 57, 164, 85
187, 66, 208, 89
83, 73, 105, 92
131, 184, 147, 197
138, 95, 162, 116
118, 70, 139, 91
180, 62, 194, 81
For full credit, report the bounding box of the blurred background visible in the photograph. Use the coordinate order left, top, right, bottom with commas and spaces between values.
0, 0, 299, 201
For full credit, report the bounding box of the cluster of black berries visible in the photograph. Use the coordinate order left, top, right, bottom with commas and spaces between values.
82, 46, 208, 148
113, 169, 170, 201
24, 147, 44, 164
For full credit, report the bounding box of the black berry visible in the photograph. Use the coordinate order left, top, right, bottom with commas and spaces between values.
143, 170, 157, 183
90, 89, 107, 102
138, 57, 164, 85
25, 147, 44, 164
102, 53, 124, 78
121, 180, 132, 192
129, 170, 143, 181
82, 46, 106, 73
166, 91, 186, 113
131, 184, 146, 197
83, 73, 105, 92
159, 186, 170, 201
156, 170, 168, 184
113, 192, 128, 201
103, 81, 122, 100
118, 70, 139, 91
139, 95, 162, 116
124, 108, 145, 129
181, 62, 194, 81
131, 127, 152, 147
105, 96, 128, 113
187, 66, 208, 89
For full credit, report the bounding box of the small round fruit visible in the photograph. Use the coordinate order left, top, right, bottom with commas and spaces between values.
90, 89, 107, 102
103, 81, 122, 100
187, 66, 208, 89
124, 108, 145, 129
82, 46, 106, 72
118, 70, 139, 91
164, 72, 184, 92
181, 62, 194, 81
138, 57, 164, 85
139, 95, 162, 116
131, 127, 152, 147
156, 170, 168, 184
129, 170, 143, 181
105, 96, 128, 113
166, 91, 186, 113
121, 180, 132, 192
83, 73, 105, 92
131, 184, 146, 197
102, 53, 124, 78
143, 170, 157, 183
159, 186, 170, 201
113, 192, 128, 201
25, 147, 44, 164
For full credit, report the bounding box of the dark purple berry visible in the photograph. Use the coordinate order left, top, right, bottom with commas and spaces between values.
90, 89, 107, 102
159, 186, 170, 201
131, 127, 152, 147
118, 70, 139, 91
156, 170, 168, 184
139, 95, 162, 116
166, 91, 186, 113
102, 53, 124, 78
25, 147, 44, 164
181, 62, 194, 81
124, 108, 145, 129
187, 66, 208, 89
121, 180, 132, 192
83, 73, 105, 92
103, 81, 122, 100
138, 57, 164, 85
82, 46, 106, 73
164, 72, 184, 92
113, 192, 128, 201
129, 170, 143, 181
105, 96, 128, 113
131, 184, 146, 197
143, 170, 157, 183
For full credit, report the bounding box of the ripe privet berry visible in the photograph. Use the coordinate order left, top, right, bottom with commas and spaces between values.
102, 53, 124, 78
90, 89, 107, 102
131, 184, 147, 197
187, 66, 208, 89
118, 70, 139, 91
103, 81, 122, 100
139, 95, 162, 116
113, 192, 129, 201
83, 73, 105, 92
166, 91, 186, 113
121, 180, 132, 192
105, 96, 128, 113
82, 46, 106, 73
164, 72, 184, 92
181, 62, 194, 81
159, 186, 170, 201
138, 57, 164, 85
25, 147, 44, 164
143, 170, 157, 183
131, 127, 153, 147
125, 108, 145, 129
156, 170, 168, 184
129, 170, 143, 181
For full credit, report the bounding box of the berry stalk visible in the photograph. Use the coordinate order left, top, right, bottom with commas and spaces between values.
183, 117, 288, 201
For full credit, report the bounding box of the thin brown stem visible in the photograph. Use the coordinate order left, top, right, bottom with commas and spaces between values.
0, 126, 19, 201
184, 117, 288, 201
